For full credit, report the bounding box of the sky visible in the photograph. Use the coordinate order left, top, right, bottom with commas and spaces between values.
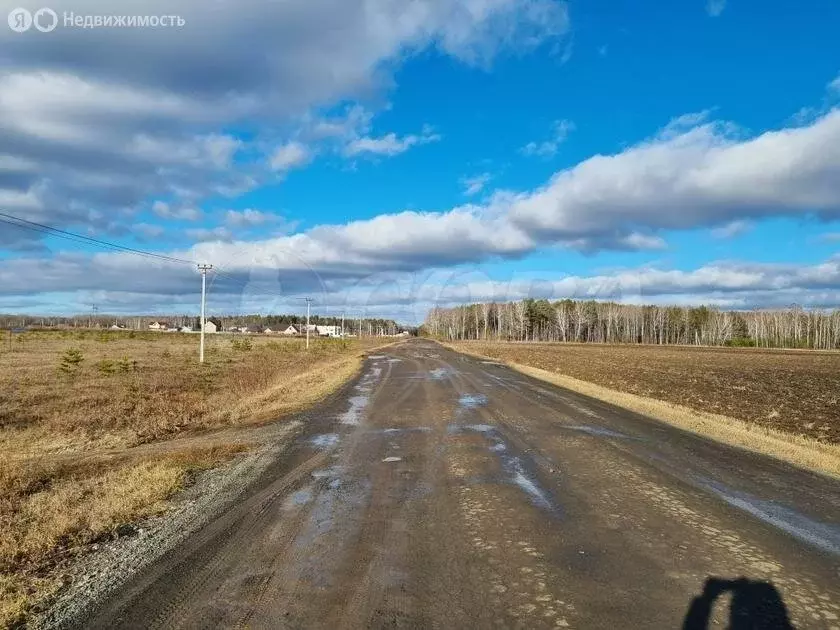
0, 0, 839, 324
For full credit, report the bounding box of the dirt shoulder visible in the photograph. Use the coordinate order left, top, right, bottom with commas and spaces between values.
446, 341, 840, 479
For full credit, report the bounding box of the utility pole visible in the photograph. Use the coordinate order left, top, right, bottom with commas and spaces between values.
304, 297, 312, 349
198, 264, 213, 363
340, 311, 345, 338
89, 304, 98, 328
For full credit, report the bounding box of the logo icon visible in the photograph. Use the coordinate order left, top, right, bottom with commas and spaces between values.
33, 7, 57, 32
8, 7, 32, 32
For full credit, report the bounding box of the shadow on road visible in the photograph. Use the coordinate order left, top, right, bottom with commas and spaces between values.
682, 577, 793, 630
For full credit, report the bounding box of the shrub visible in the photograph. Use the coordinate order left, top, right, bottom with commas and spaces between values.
58, 348, 84, 375
96, 359, 116, 375
725, 337, 756, 348
231, 338, 252, 352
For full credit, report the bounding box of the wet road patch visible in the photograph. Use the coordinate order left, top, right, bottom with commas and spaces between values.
696, 478, 840, 557
448, 423, 559, 514
429, 367, 454, 380
459, 393, 488, 409
564, 425, 630, 439
310, 433, 340, 449
340, 395, 369, 425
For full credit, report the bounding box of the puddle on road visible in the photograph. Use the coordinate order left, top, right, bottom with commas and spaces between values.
458, 393, 488, 409
565, 425, 629, 439
382, 456, 402, 463
510, 464, 553, 510
310, 433, 340, 449
448, 423, 558, 513
340, 395, 369, 425
311, 465, 344, 480
283, 486, 314, 510
368, 355, 387, 360
429, 367, 454, 380
697, 479, 840, 557
448, 423, 495, 435
288, 470, 372, 588
369, 426, 433, 436
337, 363, 383, 425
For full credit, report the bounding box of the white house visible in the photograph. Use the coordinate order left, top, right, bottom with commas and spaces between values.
281, 325, 299, 335
316, 325, 340, 337
203, 321, 218, 333
148, 321, 167, 331
264, 327, 276, 334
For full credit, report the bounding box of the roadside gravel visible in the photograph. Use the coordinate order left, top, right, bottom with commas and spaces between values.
33, 422, 299, 629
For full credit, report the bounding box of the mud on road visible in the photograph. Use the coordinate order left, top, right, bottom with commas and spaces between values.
46, 340, 840, 629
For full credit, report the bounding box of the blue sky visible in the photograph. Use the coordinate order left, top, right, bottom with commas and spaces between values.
0, 0, 839, 322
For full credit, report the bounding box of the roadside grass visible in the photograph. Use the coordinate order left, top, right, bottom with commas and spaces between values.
1, 331, 383, 455
0, 445, 246, 626
0, 330, 391, 626
448, 341, 840, 479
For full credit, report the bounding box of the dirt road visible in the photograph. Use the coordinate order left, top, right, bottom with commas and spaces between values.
75, 340, 840, 629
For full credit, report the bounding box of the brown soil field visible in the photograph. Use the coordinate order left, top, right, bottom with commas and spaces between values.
0, 329, 389, 626
449, 342, 840, 444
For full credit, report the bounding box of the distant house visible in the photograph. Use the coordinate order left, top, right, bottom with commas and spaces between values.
148, 321, 167, 331
263, 327, 276, 334
316, 325, 340, 337
244, 325, 264, 334
282, 325, 299, 336
180, 325, 194, 333
110, 323, 126, 330
203, 321, 218, 334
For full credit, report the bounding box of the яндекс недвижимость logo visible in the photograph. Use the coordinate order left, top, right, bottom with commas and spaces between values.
7, 7, 58, 32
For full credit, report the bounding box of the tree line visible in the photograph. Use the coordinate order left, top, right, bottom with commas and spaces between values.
0, 313, 403, 336
423, 300, 840, 350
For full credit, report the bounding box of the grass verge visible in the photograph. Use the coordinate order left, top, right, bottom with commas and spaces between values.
0, 445, 245, 627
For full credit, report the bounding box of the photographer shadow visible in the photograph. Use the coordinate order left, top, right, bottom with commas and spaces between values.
683, 577, 793, 630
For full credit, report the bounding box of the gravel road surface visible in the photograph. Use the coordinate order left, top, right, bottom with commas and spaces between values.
73, 339, 840, 629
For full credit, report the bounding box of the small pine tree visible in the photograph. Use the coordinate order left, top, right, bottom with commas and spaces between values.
59, 348, 84, 375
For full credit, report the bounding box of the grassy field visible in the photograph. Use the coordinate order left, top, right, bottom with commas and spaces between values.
0, 330, 388, 626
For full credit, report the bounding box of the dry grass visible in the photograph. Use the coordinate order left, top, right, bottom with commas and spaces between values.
0, 330, 390, 626
449, 342, 840, 479
0, 445, 246, 626
1, 331, 386, 455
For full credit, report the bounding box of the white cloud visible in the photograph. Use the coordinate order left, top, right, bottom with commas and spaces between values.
510, 109, 840, 243
461, 173, 493, 196
344, 128, 441, 157
269, 142, 312, 172
711, 220, 753, 239
2, 253, 839, 319
0, 0, 570, 244
186, 227, 235, 243
152, 201, 202, 221
520, 119, 575, 157
706, 0, 726, 17
224, 209, 278, 228
133, 223, 166, 239
829, 73, 840, 95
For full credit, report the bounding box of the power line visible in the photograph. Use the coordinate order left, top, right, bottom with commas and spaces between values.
0, 211, 195, 265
